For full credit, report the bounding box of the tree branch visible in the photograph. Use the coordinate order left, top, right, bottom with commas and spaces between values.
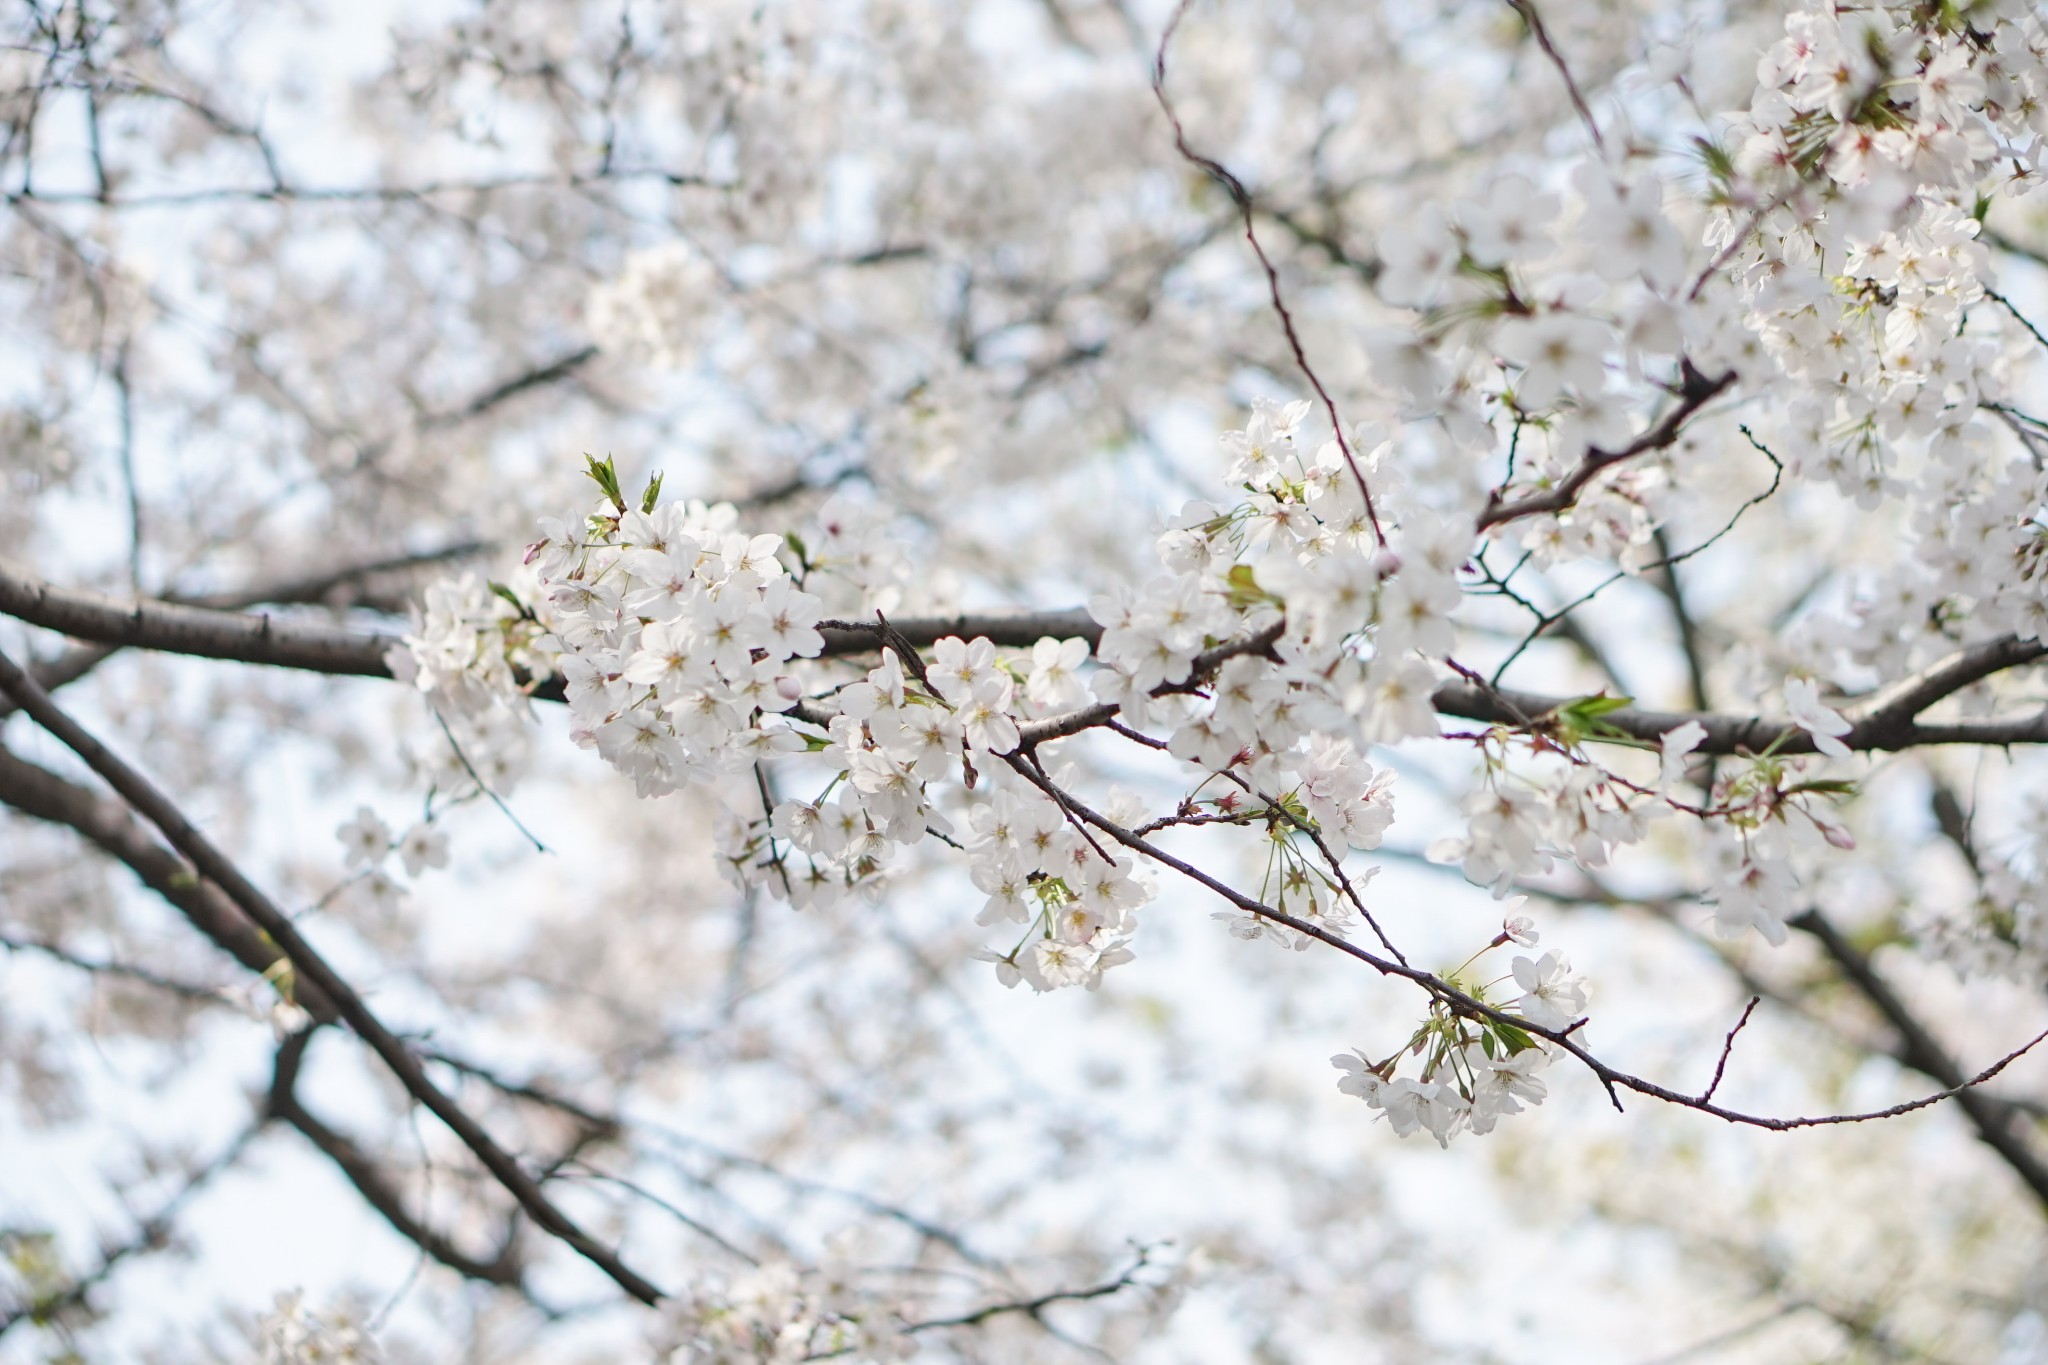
0, 1122, 259, 1339
0, 558, 404, 678
0, 543, 491, 718
0, 559, 1107, 681
992, 744, 2048, 1133
0, 742, 339, 1023
1502, 0, 1605, 152
9, 554, 2046, 755
1436, 633, 2048, 753
0, 648, 665, 1305
1789, 908, 2048, 1214
2, 541, 2040, 759
0, 931, 238, 1010
1477, 362, 1736, 532
904, 1248, 1154, 1333
267, 1030, 528, 1289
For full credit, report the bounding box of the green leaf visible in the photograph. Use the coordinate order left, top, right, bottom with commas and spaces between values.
487, 581, 527, 614
1490, 1019, 1540, 1054
1692, 134, 1735, 187
639, 469, 665, 513
1786, 778, 1859, 797
584, 454, 626, 512
1560, 692, 1634, 720
1549, 691, 1642, 744
1224, 562, 1281, 611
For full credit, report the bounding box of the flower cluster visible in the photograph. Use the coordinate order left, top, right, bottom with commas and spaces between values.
1724, 8, 2048, 668
334, 804, 450, 894
1727, 11, 2017, 468
1330, 913, 1575, 1147
961, 780, 1147, 992
258, 1291, 377, 1364
475, 404, 1470, 1002
754, 636, 1158, 978
658, 1258, 915, 1364
393, 572, 548, 719
524, 463, 824, 798
1368, 160, 1700, 572
411, 355, 1902, 1145
1426, 746, 1657, 898
417, 400, 1523, 1113
390, 572, 546, 794
1096, 397, 1451, 759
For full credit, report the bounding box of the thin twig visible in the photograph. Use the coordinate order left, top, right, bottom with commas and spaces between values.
1151, 1, 1384, 545
905, 1248, 1154, 1333
1698, 997, 1761, 1105
1503, 0, 1605, 152
1012, 766, 2048, 1132
1986, 288, 2048, 355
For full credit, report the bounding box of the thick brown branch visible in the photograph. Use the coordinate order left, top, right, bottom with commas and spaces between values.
268, 1031, 527, 1289
0, 649, 664, 1305
0, 743, 339, 1023
2, 566, 2042, 758
0, 543, 489, 718
0, 560, 1107, 683
1851, 635, 2048, 729
817, 612, 1104, 657
1436, 634, 2048, 754
0, 558, 404, 678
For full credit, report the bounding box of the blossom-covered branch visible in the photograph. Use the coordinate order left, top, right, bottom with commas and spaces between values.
8, 563, 2046, 759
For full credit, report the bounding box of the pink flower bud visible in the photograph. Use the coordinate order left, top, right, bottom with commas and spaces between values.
1817, 816, 1857, 850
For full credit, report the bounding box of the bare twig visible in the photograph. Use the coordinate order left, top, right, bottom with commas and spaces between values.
1986, 288, 2048, 355
1151, 1, 1385, 544
1698, 997, 1761, 1105
0, 1124, 259, 1338
904, 1248, 1154, 1333
1503, 0, 1605, 152
1790, 908, 2048, 1211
